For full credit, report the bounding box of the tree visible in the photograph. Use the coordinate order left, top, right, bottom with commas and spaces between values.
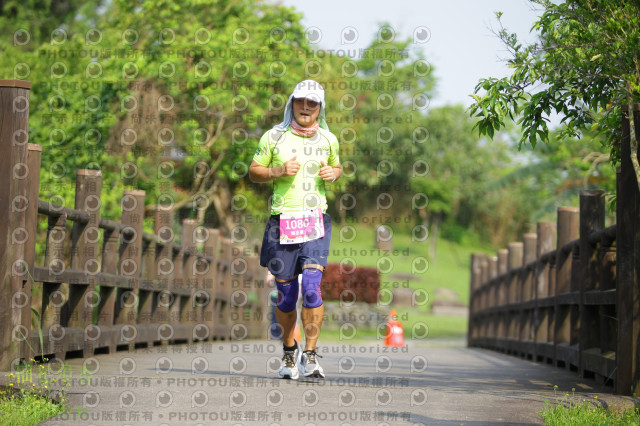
478, 127, 616, 244
0, 0, 102, 44
412, 106, 497, 255
313, 33, 436, 225
469, 0, 640, 190
1, 0, 313, 235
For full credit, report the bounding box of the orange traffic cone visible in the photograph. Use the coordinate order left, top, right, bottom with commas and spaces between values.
385, 309, 405, 347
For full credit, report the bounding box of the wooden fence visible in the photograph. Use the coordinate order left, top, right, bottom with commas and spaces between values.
468, 105, 640, 396
0, 80, 270, 371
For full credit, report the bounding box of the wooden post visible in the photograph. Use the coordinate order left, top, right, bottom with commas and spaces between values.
170, 244, 184, 329
481, 255, 490, 314
496, 249, 508, 302
507, 242, 523, 352
230, 247, 249, 340
138, 232, 155, 346
229, 243, 248, 340
488, 256, 498, 339
154, 205, 174, 326
246, 253, 261, 339
182, 219, 198, 343
536, 222, 556, 300
489, 256, 498, 286
21, 144, 41, 363
507, 243, 523, 304
193, 229, 209, 332
496, 249, 508, 343
99, 218, 119, 354
522, 233, 537, 354
556, 207, 579, 295
616, 105, 640, 395
42, 213, 67, 359
0, 80, 32, 370
203, 228, 220, 340
468, 253, 483, 346
579, 190, 605, 376
547, 241, 557, 358
215, 238, 232, 339
69, 170, 102, 357
115, 190, 145, 349
555, 206, 579, 368
535, 222, 556, 362
600, 209, 616, 360
523, 233, 537, 302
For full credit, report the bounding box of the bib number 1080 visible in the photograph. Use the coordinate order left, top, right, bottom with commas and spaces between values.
279, 208, 324, 244
285, 218, 310, 229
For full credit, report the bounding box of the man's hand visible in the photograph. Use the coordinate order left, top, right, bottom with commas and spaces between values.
318, 161, 336, 181
281, 156, 300, 177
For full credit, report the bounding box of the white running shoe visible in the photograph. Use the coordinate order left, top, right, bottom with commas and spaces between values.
277, 342, 300, 380
299, 349, 325, 378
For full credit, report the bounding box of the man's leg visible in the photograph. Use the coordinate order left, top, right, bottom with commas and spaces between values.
301, 264, 324, 351
301, 304, 324, 350
274, 276, 298, 347
298, 214, 330, 377
274, 275, 301, 379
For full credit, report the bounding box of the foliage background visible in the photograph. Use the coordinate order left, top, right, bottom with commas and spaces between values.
0, 0, 617, 258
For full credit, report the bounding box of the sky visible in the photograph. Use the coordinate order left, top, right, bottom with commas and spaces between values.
270, 0, 542, 109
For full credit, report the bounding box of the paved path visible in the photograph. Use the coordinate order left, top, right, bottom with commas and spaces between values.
4, 339, 634, 425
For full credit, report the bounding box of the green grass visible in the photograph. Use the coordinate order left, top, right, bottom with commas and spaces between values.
318, 311, 468, 344
322, 220, 490, 340
329, 221, 494, 306
0, 386, 65, 426
0, 358, 75, 426
539, 387, 640, 425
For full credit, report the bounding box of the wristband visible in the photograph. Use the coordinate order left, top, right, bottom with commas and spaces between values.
331, 175, 337, 183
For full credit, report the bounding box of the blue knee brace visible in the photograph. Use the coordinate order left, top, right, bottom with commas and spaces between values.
302, 268, 323, 308
276, 278, 299, 313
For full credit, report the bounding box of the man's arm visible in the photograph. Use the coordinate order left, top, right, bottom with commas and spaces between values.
319, 161, 342, 182
249, 157, 300, 183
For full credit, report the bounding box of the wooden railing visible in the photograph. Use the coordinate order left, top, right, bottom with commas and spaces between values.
0, 80, 270, 371
469, 105, 640, 396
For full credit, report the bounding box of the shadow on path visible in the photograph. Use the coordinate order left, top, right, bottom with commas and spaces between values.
0, 340, 631, 426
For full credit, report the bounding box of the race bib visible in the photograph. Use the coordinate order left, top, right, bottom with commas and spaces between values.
279, 208, 324, 244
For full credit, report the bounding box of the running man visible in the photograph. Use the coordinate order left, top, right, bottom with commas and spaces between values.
249, 79, 341, 379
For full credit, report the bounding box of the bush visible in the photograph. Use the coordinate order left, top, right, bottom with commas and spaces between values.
321, 264, 380, 303
441, 223, 467, 243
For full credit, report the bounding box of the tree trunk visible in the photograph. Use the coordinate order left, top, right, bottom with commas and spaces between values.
210, 179, 235, 236
630, 106, 640, 193
336, 196, 346, 224
418, 206, 427, 226
428, 213, 441, 261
